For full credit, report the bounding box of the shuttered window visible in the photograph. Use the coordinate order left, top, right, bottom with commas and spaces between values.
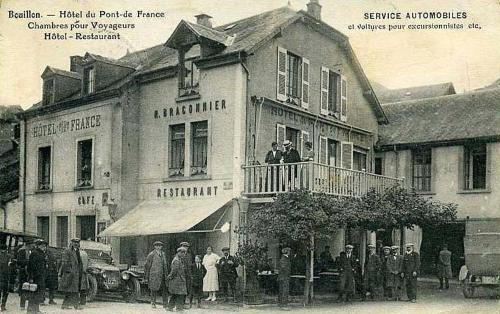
277, 47, 288, 101
301, 58, 310, 109
277, 46, 308, 107
340, 76, 348, 121
328, 139, 337, 166
276, 124, 286, 150
319, 136, 328, 164
320, 66, 329, 115
340, 142, 353, 170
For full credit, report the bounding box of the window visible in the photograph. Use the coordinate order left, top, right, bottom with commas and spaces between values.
327, 139, 337, 166
464, 144, 487, 190
191, 121, 208, 175
77, 139, 93, 187
412, 148, 432, 192
38, 146, 51, 190
169, 124, 185, 177
42, 78, 54, 105
37, 216, 50, 243
319, 137, 337, 166
320, 67, 347, 121
286, 127, 300, 150
83, 67, 95, 94
374, 157, 384, 175
178, 45, 200, 97
353, 151, 367, 171
76, 215, 96, 241
276, 47, 309, 108
56, 216, 68, 248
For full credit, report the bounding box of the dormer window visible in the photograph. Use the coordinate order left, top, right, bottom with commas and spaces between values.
83, 67, 95, 94
42, 78, 54, 105
181, 58, 200, 95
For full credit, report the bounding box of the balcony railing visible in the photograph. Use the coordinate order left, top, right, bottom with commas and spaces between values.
243, 162, 403, 197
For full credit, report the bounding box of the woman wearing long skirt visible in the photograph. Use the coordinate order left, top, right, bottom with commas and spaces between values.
202, 246, 220, 301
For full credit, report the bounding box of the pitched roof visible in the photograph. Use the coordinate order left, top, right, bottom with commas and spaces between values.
378, 87, 500, 147
85, 53, 138, 69
374, 82, 456, 104
42, 66, 82, 80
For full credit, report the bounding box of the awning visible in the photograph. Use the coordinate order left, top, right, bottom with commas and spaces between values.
99, 197, 233, 237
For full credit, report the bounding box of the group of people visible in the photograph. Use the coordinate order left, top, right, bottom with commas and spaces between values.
0, 237, 88, 314
265, 140, 314, 165
144, 241, 239, 312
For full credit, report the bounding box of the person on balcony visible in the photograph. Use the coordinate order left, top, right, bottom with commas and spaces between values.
302, 141, 314, 161
265, 142, 283, 192
283, 140, 301, 189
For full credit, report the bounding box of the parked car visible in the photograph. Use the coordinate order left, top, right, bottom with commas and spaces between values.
80, 240, 143, 302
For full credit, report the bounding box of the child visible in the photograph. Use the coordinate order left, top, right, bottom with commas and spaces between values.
191, 255, 206, 308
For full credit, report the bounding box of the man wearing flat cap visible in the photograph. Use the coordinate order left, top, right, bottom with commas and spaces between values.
381, 246, 392, 299
60, 238, 84, 309
384, 246, 403, 301
217, 247, 239, 302
144, 241, 169, 308
27, 239, 47, 314
15, 239, 32, 310
364, 244, 381, 300
402, 243, 420, 303
278, 247, 291, 309
338, 244, 360, 302
167, 247, 187, 311
179, 242, 193, 308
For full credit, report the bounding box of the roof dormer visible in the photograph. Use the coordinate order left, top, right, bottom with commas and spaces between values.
41, 66, 82, 105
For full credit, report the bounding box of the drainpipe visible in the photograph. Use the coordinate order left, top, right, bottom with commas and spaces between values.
22, 118, 27, 232
239, 52, 252, 164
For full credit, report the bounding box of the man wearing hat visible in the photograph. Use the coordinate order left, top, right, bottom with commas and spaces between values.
144, 241, 169, 308
402, 243, 420, 303
0, 243, 11, 311
381, 246, 392, 299
59, 238, 84, 309
217, 247, 239, 302
179, 242, 193, 308
278, 247, 291, 309
282, 140, 301, 189
385, 246, 403, 301
15, 239, 32, 310
338, 244, 359, 302
26, 239, 47, 314
364, 244, 381, 301
265, 142, 283, 191
167, 247, 187, 311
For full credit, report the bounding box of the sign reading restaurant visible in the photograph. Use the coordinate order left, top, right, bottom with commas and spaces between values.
157, 185, 219, 199
154, 99, 226, 119
32, 114, 101, 138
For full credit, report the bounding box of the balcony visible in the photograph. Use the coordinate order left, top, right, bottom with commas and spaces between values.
243, 162, 402, 197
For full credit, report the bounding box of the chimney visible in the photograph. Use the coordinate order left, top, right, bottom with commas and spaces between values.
70, 55, 84, 73
195, 13, 213, 28
307, 0, 322, 20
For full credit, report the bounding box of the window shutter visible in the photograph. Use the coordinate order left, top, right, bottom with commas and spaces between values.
340, 141, 353, 170
319, 136, 328, 164
277, 47, 287, 101
320, 66, 329, 115
301, 58, 310, 109
340, 76, 347, 122
276, 124, 286, 149
300, 130, 310, 156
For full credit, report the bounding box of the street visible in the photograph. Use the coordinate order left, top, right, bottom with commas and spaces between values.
2, 282, 498, 314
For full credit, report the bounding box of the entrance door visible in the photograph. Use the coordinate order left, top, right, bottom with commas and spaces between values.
76, 215, 96, 241
37, 216, 50, 243
57, 216, 68, 248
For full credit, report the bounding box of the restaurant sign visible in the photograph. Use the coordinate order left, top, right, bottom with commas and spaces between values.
156, 185, 219, 199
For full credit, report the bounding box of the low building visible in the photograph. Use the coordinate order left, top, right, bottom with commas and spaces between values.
376, 87, 500, 275
372, 82, 456, 104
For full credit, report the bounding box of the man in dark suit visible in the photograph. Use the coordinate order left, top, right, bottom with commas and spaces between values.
364, 244, 381, 300
338, 244, 360, 302
0, 243, 11, 311
282, 140, 301, 190
217, 247, 239, 302
180, 242, 193, 307
27, 239, 47, 314
265, 142, 283, 191
15, 240, 32, 310
190, 255, 206, 308
278, 247, 291, 309
402, 243, 420, 303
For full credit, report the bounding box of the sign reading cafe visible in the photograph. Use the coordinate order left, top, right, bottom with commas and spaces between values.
32, 114, 101, 138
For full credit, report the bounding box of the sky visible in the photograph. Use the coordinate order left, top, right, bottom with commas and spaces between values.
0, 0, 499, 108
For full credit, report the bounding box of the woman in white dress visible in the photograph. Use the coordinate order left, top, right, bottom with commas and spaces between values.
202, 246, 220, 301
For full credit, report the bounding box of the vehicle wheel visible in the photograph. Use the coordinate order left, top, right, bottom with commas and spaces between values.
463, 277, 475, 298
124, 276, 141, 303
87, 274, 98, 302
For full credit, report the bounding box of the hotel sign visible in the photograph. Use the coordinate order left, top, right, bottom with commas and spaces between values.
32, 114, 102, 138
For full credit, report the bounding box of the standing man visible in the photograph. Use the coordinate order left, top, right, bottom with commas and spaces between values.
277, 247, 291, 310
385, 246, 403, 301
0, 243, 11, 311
15, 240, 31, 310
265, 142, 283, 191
338, 245, 359, 302
282, 140, 301, 189
217, 247, 239, 302
364, 244, 381, 301
403, 243, 420, 303
167, 247, 187, 312
59, 238, 83, 310
78, 248, 90, 307
190, 255, 206, 308
26, 239, 47, 314
144, 241, 169, 309
381, 246, 391, 299
45, 247, 59, 305
438, 244, 452, 290
179, 242, 193, 308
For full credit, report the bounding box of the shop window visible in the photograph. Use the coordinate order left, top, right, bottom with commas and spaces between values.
276, 47, 309, 108
191, 121, 208, 176
83, 67, 95, 94
38, 146, 51, 190
321, 67, 347, 121
37, 216, 50, 243
353, 151, 367, 171
56, 216, 68, 248
169, 124, 185, 177
464, 144, 487, 190
42, 78, 54, 105
412, 148, 432, 192
76, 215, 96, 241
77, 139, 93, 187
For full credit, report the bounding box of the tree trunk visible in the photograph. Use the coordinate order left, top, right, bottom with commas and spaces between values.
303, 235, 315, 305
